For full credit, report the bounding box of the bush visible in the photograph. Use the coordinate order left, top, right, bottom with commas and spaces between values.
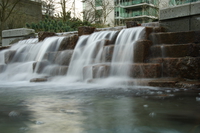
26, 15, 92, 33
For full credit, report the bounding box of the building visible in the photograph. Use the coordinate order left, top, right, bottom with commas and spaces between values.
82, 0, 161, 26
115, 0, 159, 25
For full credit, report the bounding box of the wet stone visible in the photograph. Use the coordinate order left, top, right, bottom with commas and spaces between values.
150, 57, 200, 79
134, 40, 152, 63
32, 60, 50, 73
103, 45, 115, 62
150, 43, 200, 58
4, 50, 16, 64
78, 26, 96, 36
54, 50, 73, 66
150, 30, 200, 44
30, 78, 48, 82
129, 63, 161, 78
0, 64, 6, 73
38, 31, 56, 41
126, 21, 139, 28
58, 35, 79, 50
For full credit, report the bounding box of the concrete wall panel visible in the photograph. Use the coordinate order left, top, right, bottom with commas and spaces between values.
160, 17, 190, 32
160, 4, 190, 20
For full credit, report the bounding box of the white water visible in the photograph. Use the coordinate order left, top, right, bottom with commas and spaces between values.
0, 27, 145, 84
66, 31, 119, 82
109, 27, 145, 78
0, 37, 65, 81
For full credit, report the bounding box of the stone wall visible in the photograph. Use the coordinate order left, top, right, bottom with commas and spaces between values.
159, 1, 200, 32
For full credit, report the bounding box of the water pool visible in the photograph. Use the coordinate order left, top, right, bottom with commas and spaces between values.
0, 82, 200, 133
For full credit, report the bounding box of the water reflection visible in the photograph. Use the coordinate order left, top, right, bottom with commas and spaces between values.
0, 82, 200, 133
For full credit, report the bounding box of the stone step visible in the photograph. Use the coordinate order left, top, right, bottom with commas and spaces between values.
103, 40, 152, 63
83, 63, 161, 80
150, 43, 200, 58
149, 57, 200, 80
150, 31, 200, 44
44, 50, 73, 66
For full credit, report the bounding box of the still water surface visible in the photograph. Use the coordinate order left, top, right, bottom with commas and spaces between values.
0, 81, 200, 133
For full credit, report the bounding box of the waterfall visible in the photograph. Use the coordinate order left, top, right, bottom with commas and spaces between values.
0, 37, 64, 81
66, 31, 119, 82
109, 27, 145, 78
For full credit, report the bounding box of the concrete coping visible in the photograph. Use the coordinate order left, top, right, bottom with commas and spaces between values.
159, 1, 200, 20
2, 28, 35, 38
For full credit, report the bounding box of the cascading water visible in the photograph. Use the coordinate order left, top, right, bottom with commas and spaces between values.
0, 36, 65, 81
109, 27, 145, 78
66, 31, 119, 82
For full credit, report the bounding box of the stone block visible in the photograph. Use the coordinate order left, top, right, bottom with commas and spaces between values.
134, 40, 152, 63
38, 31, 56, 41
4, 50, 16, 64
0, 46, 11, 51
30, 78, 48, 82
129, 63, 161, 78
126, 21, 139, 28
33, 60, 50, 73
83, 64, 110, 80
102, 45, 115, 62
150, 31, 200, 44
54, 50, 73, 66
0, 64, 6, 73
43, 66, 68, 76
148, 79, 178, 88
150, 43, 200, 58
150, 57, 200, 79
78, 26, 96, 36
2, 28, 35, 38
58, 35, 79, 50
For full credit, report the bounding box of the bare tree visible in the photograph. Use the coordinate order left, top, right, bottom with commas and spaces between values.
42, 0, 55, 16
82, 0, 114, 25
57, 0, 74, 21
0, 0, 22, 37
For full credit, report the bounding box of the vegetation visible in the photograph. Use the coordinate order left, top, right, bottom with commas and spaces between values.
26, 15, 92, 33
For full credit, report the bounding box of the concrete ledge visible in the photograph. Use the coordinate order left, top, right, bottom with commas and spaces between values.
2, 28, 35, 38
2, 37, 24, 46
160, 1, 200, 21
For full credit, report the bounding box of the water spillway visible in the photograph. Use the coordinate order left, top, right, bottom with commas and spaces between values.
0, 25, 200, 88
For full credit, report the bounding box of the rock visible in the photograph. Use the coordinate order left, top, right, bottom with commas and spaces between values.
58, 35, 79, 50
150, 57, 200, 79
83, 64, 110, 80
38, 31, 56, 41
150, 30, 200, 44
0, 46, 11, 51
4, 50, 16, 64
103, 45, 115, 62
129, 63, 161, 78
148, 80, 178, 87
176, 81, 200, 89
43, 66, 68, 76
54, 50, 73, 66
126, 21, 139, 28
150, 43, 200, 58
30, 78, 48, 82
134, 40, 152, 62
0, 64, 6, 73
32, 60, 50, 73
9, 111, 20, 117
78, 26, 96, 36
